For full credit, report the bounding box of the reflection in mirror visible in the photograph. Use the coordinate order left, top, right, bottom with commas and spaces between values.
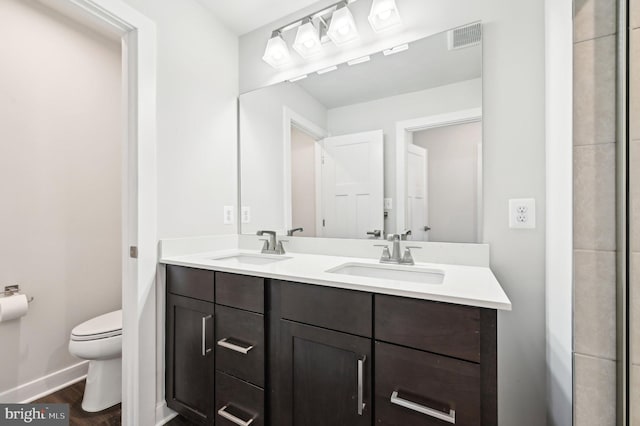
240, 23, 482, 243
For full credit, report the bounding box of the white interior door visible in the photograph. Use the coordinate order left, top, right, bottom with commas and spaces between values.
320, 130, 384, 238
407, 144, 429, 241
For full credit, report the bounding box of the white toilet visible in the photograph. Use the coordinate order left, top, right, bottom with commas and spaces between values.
68, 310, 122, 412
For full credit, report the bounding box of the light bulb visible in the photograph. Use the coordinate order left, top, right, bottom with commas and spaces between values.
327, 6, 360, 46
378, 9, 392, 20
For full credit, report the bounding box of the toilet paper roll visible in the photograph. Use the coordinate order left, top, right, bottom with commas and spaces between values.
0, 294, 29, 322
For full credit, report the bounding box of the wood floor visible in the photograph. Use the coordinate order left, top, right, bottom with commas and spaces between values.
34, 380, 121, 425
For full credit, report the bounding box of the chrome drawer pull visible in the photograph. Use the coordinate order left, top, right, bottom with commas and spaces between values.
357, 356, 366, 415
217, 338, 254, 354
217, 404, 255, 426
390, 391, 456, 424
201, 315, 212, 357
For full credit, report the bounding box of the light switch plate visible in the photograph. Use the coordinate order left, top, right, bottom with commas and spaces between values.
241, 206, 251, 224
223, 206, 234, 225
384, 198, 393, 210
509, 198, 536, 229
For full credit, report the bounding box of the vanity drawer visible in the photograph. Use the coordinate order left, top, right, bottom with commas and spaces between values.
279, 281, 372, 337
215, 305, 265, 387
375, 295, 481, 362
216, 371, 264, 426
215, 272, 264, 313
375, 342, 480, 426
167, 265, 214, 302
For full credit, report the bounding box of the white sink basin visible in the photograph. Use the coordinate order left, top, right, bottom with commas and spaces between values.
327, 263, 445, 284
210, 254, 292, 266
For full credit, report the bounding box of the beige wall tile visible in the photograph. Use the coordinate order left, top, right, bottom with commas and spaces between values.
574, 143, 616, 251
574, 354, 617, 426
574, 35, 617, 146
574, 0, 617, 42
631, 30, 640, 140
574, 250, 617, 360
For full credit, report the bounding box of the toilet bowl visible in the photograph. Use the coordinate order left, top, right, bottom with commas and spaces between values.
68, 310, 122, 412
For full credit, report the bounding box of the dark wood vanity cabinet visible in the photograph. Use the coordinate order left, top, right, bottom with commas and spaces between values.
165, 266, 497, 426
166, 266, 215, 425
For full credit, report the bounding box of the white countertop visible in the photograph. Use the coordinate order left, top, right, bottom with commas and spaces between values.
161, 249, 512, 311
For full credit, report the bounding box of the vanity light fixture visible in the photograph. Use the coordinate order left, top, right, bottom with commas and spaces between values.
327, 3, 360, 46
293, 18, 323, 59
383, 43, 409, 56
347, 55, 371, 66
262, 31, 291, 68
317, 65, 338, 75
368, 0, 402, 33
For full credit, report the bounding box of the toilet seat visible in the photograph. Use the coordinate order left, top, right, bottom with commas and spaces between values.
71, 310, 122, 342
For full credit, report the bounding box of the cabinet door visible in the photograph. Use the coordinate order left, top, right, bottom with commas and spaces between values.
166, 294, 215, 425
276, 319, 372, 426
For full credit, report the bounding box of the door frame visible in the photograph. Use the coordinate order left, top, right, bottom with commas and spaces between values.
41, 0, 157, 424
282, 106, 327, 232
395, 108, 482, 238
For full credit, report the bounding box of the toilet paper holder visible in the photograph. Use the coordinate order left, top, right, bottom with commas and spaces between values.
3, 285, 34, 303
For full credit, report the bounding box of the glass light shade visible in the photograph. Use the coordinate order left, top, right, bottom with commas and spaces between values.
327, 6, 360, 46
293, 21, 323, 58
262, 34, 291, 68
368, 0, 402, 33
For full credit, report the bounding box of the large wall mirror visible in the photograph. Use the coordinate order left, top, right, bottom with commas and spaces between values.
239, 23, 482, 243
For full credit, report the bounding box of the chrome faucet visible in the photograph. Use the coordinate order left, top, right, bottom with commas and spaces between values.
375, 233, 420, 265
256, 230, 287, 255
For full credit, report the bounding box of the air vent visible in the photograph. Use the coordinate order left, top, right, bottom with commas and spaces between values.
448, 23, 482, 50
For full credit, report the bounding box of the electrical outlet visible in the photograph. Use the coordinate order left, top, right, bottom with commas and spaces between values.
223, 206, 234, 225
384, 198, 393, 210
509, 199, 535, 229
241, 206, 251, 224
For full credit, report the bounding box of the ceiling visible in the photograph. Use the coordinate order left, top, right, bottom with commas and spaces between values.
295, 30, 482, 109
197, 0, 321, 35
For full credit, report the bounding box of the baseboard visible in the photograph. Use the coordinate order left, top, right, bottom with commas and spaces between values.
0, 361, 89, 403
155, 400, 177, 426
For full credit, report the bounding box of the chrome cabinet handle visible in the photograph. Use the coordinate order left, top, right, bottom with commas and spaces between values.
217, 404, 255, 426
357, 356, 366, 415
217, 338, 254, 354
201, 315, 212, 357
390, 391, 456, 424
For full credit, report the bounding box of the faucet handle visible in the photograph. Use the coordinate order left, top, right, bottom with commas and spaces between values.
401, 246, 421, 265
374, 244, 391, 261
258, 239, 270, 251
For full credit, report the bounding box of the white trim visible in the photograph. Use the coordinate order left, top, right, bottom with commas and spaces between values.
395, 108, 482, 235
44, 1, 158, 425
0, 361, 88, 403
155, 401, 178, 426
545, 0, 573, 424
314, 142, 324, 237
282, 107, 327, 231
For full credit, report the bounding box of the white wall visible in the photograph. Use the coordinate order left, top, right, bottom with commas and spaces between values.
122, 0, 239, 239
0, 0, 121, 397
240, 83, 327, 234
413, 122, 481, 243
327, 79, 482, 234
240, 1, 548, 425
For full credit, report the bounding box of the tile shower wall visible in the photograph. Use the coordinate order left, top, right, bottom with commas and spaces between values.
631, 0, 640, 423
573, 0, 618, 425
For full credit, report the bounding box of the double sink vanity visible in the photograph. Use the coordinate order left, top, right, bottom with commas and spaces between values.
161, 234, 511, 426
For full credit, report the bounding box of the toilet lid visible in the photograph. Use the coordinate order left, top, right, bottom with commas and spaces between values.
71, 310, 122, 341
